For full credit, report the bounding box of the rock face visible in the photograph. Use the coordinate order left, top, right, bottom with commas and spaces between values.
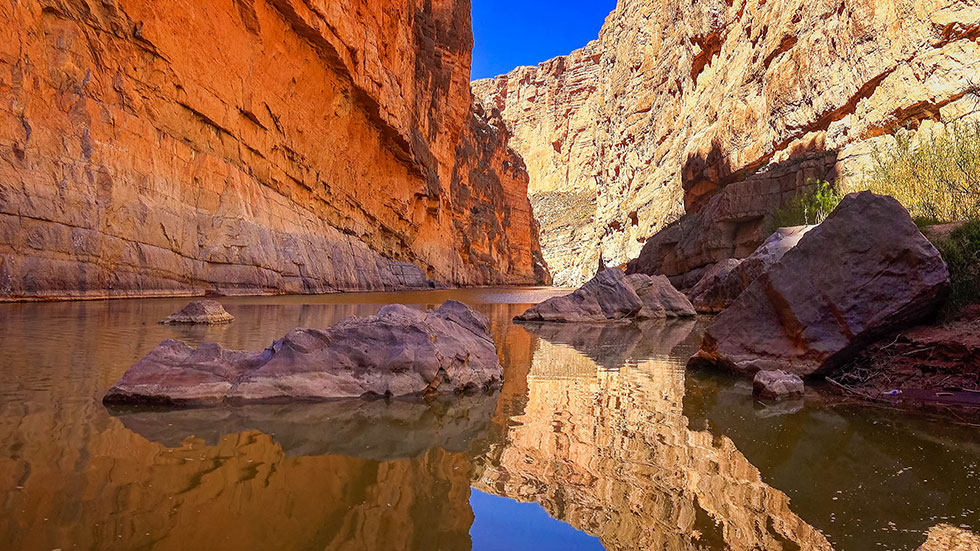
752, 370, 805, 400
104, 301, 502, 405
475, 0, 980, 286
626, 273, 697, 319
161, 300, 235, 325
515, 268, 693, 323
689, 225, 813, 313
515, 268, 642, 323
0, 0, 548, 300
692, 192, 950, 377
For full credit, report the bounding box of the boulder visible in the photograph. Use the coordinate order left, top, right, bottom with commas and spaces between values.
689, 226, 814, 313
626, 274, 697, 318
161, 300, 235, 325
515, 268, 643, 323
105, 301, 502, 406
691, 192, 950, 377
753, 370, 805, 400
687, 259, 744, 313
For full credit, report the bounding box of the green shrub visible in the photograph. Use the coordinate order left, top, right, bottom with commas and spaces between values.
930, 219, 980, 316
865, 120, 980, 222
766, 179, 842, 234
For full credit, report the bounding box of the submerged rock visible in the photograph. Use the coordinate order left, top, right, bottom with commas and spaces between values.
753, 370, 805, 400
691, 192, 950, 377
515, 268, 643, 323
161, 300, 235, 325
106, 301, 502, 406
627, 274, 697, 318
689, 226, 814, 313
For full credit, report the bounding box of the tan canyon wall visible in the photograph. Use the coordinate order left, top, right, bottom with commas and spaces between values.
0, 0, 549, 300
474, 0, 980, 286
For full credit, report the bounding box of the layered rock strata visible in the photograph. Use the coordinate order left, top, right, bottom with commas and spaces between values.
475, 0, 980, 286
0, 0, 548, 300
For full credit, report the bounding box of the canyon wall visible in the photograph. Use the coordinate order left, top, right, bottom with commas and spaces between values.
474, 0, 980, 286
0, 0, 548, 300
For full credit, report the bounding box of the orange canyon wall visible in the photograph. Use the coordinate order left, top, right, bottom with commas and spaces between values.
0, 0, 549, 300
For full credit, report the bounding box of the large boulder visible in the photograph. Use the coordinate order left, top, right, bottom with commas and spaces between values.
515, 268, 643, 323
161, 300, 235, 325
691, 192, 950, 377
689, 226, 814, 313
105, 301, 502, 406
626, 274, 697, 318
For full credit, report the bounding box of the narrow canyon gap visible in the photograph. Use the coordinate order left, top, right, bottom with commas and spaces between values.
474, 0, 980, 286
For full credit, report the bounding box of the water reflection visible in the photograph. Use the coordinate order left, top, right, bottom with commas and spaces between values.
108, 395, 498, 461
0, 290, 978, 551
478, 319, 834, 551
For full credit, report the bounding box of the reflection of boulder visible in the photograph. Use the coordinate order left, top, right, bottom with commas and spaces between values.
108, 393, 498, 461
520, 319, 697, 371
684, 370, 980, 551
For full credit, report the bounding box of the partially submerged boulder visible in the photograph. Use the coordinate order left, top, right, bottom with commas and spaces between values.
689, 226, 813, 313
515, 268, 643, 323
691, 192, 950, 377
753, 370, 805, 400
106, 301, 502, 406
161, 300, 235, 325
626, 274, 697, 318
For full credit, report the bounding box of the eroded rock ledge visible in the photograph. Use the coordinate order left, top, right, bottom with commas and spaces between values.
0, 0, 548, 300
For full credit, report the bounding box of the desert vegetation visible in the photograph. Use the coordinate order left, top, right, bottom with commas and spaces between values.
864, 120, 980, 224
766, 179, 842, 233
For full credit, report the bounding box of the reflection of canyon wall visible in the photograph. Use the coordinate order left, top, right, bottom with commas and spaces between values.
0, 417, 473, 551
0, 0, 547, 300
474, 332, 832, 551
474, 0, 980, 285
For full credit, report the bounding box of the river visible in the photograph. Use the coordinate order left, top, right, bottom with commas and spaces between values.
0, 289, 977, 550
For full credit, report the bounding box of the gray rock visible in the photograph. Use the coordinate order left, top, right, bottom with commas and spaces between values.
161, 300, 235, 325
688, 259, 744, 313
515, 268, 643, 323
689, 226, 814, 313
753, 370, 805, 400
692, 192, 950, 377
626, 274, 697, 318
106, 300, 501, 406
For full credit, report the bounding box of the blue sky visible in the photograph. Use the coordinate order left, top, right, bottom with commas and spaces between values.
470, 0, 617, 80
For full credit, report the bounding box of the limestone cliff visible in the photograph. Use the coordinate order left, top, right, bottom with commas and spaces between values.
474, 0, 980, 286
0, 0, 548, 300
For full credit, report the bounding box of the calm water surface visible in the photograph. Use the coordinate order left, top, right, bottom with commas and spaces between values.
0, 289, 977, 551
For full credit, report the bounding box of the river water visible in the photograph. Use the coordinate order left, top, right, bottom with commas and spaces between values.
0, 289, 977, 551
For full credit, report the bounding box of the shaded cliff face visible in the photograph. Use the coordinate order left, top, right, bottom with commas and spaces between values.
0, 0, 547, 300
474, 0, 980, 286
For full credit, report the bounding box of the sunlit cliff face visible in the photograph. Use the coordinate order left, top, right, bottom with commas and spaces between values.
473, 320, 833, 551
